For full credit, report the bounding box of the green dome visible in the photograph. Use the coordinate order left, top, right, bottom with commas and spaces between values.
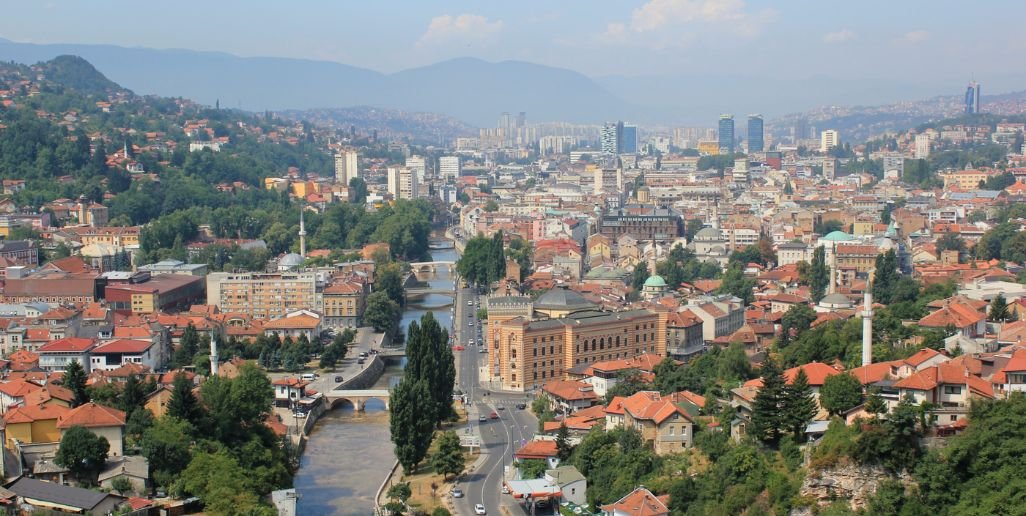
644, 275, 667, 288
822, 230, 854, 242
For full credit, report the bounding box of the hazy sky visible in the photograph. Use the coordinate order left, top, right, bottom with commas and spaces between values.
3, 0, 1024, 84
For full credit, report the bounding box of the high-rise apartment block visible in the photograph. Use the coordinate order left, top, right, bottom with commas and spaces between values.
601, 123, 618, 154
387, 167, 419, 200
334, 150, 359, 185
405, 155, 428, 181
718, 115, 735, 154
820, 130, 839, 152
206, 272, 319, 321
439, 156, 461, 180
914, 134, 931, 159
747, 114, 764, 153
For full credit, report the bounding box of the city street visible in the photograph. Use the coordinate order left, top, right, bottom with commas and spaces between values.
450, 285, 539, 516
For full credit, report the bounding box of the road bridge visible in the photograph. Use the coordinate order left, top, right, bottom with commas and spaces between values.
325, 389, 391, 411
409, 261, 455, 274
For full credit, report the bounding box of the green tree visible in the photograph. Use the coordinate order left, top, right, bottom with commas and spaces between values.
141, 416, 194, 487
718, 262, 755, 305
375, 262, 406, 307
55, 426, 110, 484
125, 407, 155, 443
181, 451, 272, 516
348, 177, 368, 204
809, 246, 830, 303
556, 422, 573, 461
684, 218, 705, 241
63, 360, 89, 407
631, 262, 649, 294
200, 364, 274, 444
390, 378, 435, 474
990, 293, 1010, 322
819, 372, 863, 416
431, 431, 464, 480
783, 369, 818, 441
872, 250, 900, 304
518, 458, 548, 479
119, 373, 147, 414
365, 291, 400, 334
167, 373, 203, 428
751, 358, 786, 445
174, 322, 200, 368
780, 303, 817, 345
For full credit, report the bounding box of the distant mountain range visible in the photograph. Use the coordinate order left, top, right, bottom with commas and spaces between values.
0, 38, 635, 127
2, 37, 1024, 134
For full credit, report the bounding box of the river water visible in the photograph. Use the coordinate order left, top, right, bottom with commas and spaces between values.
294, 246, 457, 515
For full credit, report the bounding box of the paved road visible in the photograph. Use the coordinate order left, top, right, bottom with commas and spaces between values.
451, 286, 539, 516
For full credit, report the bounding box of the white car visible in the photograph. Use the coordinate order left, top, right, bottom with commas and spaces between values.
474, 504, 487, 515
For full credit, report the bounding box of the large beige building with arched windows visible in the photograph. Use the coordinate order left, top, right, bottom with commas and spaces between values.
485, 287, 667, 392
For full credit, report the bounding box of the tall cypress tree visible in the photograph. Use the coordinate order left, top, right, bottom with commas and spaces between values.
390, 377, 434, 474
489, 230, 505, 283
167, 373, 203, 429
872, 249, 899, 304
783, 369, 818, 441
809, 246, 829, 303
751, 358, 786, 445
63, 360, 90, 407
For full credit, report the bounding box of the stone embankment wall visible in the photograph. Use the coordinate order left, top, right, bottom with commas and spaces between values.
792, 462, 907, 514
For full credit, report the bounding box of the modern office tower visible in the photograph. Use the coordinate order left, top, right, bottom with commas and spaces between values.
334, 150, 359, 185
792, 117, 809, 144
820, 130, 839, 152
747, 114, 764, 153
387, 167, 419, 200
406, 155, 427, 181
718, 115, 735, 154
439, 155, 461, 180
914, 134, 931, 159
965, 82, 982, 114
621, 124, 638, 154
601, 123, 618, 154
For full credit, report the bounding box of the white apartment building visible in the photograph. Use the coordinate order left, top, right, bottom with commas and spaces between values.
406, 155, 428, 182
387, 167, 420, 200
914, 134, 931, 159
820, 130, 839, 152
439, 156, 461, 180
334, 151, 359, 185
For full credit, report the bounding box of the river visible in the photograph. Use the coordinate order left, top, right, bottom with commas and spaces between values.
294, 246, 457, 515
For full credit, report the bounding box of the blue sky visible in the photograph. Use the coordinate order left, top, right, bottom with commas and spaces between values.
2, 0, 1024, 86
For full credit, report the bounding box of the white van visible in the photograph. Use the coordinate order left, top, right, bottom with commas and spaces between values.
301, 373, 316, 381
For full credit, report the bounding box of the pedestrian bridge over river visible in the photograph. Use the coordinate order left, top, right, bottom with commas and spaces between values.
325, 390, 390, 411
409, 261, 455, 273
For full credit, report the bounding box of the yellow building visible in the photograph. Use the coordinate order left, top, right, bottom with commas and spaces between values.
941, 169, 996, 190
697, 141, 720, 155
486, 287, 667, 392
2, 404, 69, 449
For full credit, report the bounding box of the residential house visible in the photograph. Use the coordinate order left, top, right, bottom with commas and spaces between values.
996, 348, 1026, 396
601, 486, 670, 516
686, 295, 745, 342
98, 456, 149, 495
893, 362, 995, 425
8, 477, 125, 515
666, 309, 705, 362
618, 391, 695, 454
0, 378, 43, 412
272, 377, 309, 408
2, 404, 69, 449
56, 402, 127, 456
37, 337, 97, 372
513, 439, 560, 470
89, 339, 160, 371
144, 386, 173, 418
262, 310, 322, 340
541, 380, 599, 414
545, 466, 587, 506
918, 301, 987, 337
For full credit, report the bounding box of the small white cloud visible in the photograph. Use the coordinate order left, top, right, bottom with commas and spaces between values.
631, 0, 754, 32
823, 29, 855, 43
416, 14, 504, 49
903, 30, 929, 43
603, 22, 627, 41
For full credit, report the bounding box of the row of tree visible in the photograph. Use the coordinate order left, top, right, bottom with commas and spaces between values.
389, 312, 457, 474
457, 231, 506, 286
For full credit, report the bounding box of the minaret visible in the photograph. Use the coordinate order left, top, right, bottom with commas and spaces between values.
298, 208, 307, 258
210, 334, 219, 376
829, 249, 838, 295
862, 289, 873, 366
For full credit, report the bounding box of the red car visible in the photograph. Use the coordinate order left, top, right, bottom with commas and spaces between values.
453, 345, 465, 351
489, 411, 499, 419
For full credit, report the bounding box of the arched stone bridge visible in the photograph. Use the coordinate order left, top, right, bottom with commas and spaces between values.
409, 261, 456, 274
326, 389, 390, 411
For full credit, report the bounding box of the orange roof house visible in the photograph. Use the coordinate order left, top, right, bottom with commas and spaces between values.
600, 487, 670, 516
57, 402, 127, 456
2, 404, 70, 449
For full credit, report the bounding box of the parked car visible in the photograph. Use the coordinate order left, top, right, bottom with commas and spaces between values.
334, 376, 343, 383
451, 488, 464, 498
502, 484, 510, 494
357, 358, 365, 365
474, 504, 487, 515
479, 348, 486, 354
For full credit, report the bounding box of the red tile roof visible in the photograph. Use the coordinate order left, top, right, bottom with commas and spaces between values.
919, 302, 986, 329
3, 403, 69, 424
601, 487, 670, 516
541, 380, 598, 402
513, 439, 559, 460
56, 402, 126, 429
92, 339, 153, 354
37, 337, 96, 353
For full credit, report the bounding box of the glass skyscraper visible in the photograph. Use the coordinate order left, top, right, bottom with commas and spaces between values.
622, 124, 638, 154
747, 114, 764, 153
965, 82, 981, 114
718, 115, 735, 154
